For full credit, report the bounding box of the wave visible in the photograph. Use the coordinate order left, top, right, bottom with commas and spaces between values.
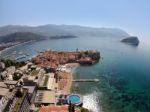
82, 91, 102, 112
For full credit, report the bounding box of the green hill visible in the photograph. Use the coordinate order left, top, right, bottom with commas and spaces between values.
0, 32, 45, 43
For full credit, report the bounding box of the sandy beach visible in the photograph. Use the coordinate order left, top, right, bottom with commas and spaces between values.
57, 63, 79, 94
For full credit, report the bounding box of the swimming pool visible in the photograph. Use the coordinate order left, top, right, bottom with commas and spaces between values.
67, 94, 82, 105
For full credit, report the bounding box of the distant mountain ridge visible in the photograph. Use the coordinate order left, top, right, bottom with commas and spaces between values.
0, 24, 130, 38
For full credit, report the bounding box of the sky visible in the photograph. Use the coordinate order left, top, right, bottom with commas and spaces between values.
0, 0, 150, 39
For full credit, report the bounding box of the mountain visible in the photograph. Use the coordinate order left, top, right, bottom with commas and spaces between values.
121, 36, 139, 46
0, 32, 45, 43
0, 24, 130, 38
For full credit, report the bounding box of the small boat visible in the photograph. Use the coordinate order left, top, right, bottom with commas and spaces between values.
12, 51, 17, 54
18, 51, 23, 55
37, 50, 44, 53
4, 55, 10, 58
25, 54, 30, 56
23, 52, 29, 56
15, 55, 26, 60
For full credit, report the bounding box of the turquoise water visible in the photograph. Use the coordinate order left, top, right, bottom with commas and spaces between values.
68, 95, 81, 104
1, 37, 150, 112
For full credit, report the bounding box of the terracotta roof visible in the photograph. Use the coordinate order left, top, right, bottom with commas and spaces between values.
32, 51, 77, 68
39, 105, 69, 112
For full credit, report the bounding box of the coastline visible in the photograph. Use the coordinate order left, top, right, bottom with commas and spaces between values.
58, 63, 79, 94
67, 63, 79, 94
0, 40, 34, 54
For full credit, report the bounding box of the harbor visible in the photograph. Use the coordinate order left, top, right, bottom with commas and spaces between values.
1, 50, 29, 61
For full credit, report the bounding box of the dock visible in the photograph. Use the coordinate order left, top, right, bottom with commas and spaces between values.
72, 79, 99, 82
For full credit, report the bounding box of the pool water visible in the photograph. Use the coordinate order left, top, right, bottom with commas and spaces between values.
68, 95, 81, 104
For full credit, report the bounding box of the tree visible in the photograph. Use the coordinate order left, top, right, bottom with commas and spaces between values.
68, 101, 72, 112
16, 89, 23, 97
68, 101, 75, 112
81, 108, 89, 112
71, 105, 75, 112
13, 73, 22, 80
0, 59, 26, 68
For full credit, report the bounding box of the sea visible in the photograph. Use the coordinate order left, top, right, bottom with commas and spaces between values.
1, 37, 150, 112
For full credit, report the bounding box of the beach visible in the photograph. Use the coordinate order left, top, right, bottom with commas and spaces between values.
66, 63, 79, 94
57, 63, 79, 94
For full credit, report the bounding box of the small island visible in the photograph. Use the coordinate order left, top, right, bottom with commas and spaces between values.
121, 36, 139, 46
50, 35, 77, 39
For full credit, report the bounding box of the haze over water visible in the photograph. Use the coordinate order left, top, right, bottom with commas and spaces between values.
1, 37, 150, 112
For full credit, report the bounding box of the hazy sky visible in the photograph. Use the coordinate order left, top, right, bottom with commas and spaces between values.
0, 0, 150, 39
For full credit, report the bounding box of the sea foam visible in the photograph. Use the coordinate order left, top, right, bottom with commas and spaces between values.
82, 91, 102, 112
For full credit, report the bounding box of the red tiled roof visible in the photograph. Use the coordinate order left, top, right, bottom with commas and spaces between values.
32, 51, 78, 68
39, 105, 69, 112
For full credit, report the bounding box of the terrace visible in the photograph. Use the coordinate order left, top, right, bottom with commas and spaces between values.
12, 89, 27, 112
38, 73, 56, 90
30, 70, 39, 76
34, 90, 56, 105
43, 75, 49, 87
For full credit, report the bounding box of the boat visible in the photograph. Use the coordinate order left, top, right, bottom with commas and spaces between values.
12, 51, 17, 54
25, 54, 30, 56
18, 51, 23, 55
15, 55, 26, 60
37, 50, 44, 53
4, 55, 10, 58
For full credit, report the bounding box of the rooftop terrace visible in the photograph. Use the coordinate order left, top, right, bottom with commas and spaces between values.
12, 89, 28, 112
34, 90, 56, 104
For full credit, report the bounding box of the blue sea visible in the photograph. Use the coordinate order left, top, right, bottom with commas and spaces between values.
1, 37, 150, 112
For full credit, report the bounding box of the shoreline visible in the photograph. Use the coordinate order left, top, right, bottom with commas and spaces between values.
58, 63, 79, 94
0, 40, 34, 54
66, 63, 79, 94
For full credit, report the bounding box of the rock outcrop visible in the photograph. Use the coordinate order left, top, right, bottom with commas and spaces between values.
121, 36, 139, 46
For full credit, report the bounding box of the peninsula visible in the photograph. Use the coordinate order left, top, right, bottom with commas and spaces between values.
32, 49, 100, 67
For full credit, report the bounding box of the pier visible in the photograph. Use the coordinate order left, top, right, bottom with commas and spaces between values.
72, 79, 99, 82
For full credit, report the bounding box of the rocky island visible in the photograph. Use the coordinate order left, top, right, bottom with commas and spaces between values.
121, 36, 139, 46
